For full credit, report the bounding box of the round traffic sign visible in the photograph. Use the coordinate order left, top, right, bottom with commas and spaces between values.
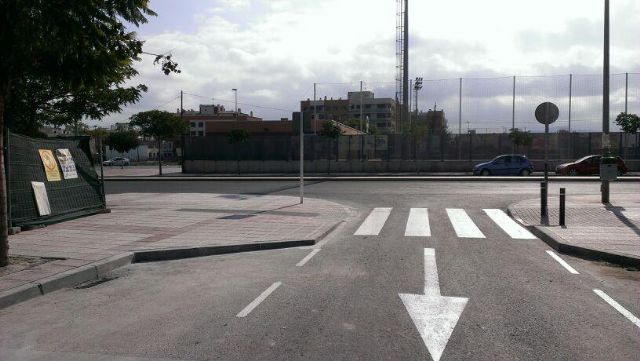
535, 102, 559, 125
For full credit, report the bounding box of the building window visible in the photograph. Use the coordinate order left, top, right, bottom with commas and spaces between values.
365, 104, 371, 109
198, 131, 203, 136
198, 122, 203, 128
190, 131, 196, 136
190, 122, 196, 127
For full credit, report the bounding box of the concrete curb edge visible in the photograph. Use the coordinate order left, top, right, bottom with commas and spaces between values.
506, 207, 640, 268
0, 252, 134, 310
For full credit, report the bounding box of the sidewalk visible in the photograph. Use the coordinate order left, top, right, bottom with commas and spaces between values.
508, 195, 640, 267
1, 193, 353, 308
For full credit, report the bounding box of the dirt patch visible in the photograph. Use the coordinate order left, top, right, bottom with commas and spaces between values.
0, 256, 54, 277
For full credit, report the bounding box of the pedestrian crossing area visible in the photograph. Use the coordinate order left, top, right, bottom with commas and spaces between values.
354, 208, 536, 240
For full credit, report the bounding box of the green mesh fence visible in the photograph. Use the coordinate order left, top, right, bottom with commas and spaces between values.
7, 131, 105, 228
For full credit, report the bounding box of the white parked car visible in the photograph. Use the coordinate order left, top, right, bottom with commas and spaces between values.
103, 157, 130, 166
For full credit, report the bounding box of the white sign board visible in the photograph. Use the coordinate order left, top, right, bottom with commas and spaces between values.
55, 148, 78, 179
31, 181, 51, 216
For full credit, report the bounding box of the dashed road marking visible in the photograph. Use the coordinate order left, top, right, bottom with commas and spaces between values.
296, 249, 320, 267
594, 289, 640, 328
545, 250, 579, 274
236, 282, 282, 318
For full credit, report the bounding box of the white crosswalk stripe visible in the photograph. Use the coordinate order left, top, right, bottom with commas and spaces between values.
405, 208, 431, 237
483, 209, 537, 239
446, 209, 486, 238
354, 207, 393, 236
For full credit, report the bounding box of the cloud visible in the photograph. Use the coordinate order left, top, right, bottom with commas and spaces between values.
96, 0, 639, 132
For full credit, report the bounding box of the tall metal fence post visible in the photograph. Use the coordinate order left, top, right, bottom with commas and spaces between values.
300, 115, 304, 204
568, 74, 573, 159
559, 188, 566, 226
511, 75, 516, 153
458, 77, 462, 160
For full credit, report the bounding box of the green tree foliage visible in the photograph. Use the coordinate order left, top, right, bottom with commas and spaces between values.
0, 0, 162, 267
615, 112, 639, 134
509, 128, 533, 152
227, 129, 250, 144
129, 110, 187, 176
320, 121, 343, 139
107, 130, 140, 154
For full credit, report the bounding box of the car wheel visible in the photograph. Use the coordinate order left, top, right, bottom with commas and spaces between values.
568, 169, 577, 176
520, 169, 531, 176
481, 169, 490, 176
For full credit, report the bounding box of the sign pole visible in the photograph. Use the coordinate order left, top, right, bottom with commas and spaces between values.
535, 102, 559, 225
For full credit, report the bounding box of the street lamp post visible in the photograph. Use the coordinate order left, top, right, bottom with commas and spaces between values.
414, 77, 423, 120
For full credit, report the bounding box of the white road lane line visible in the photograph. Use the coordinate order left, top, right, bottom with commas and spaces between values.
405, 208, 431, 237
593, 289, 640, 328
483, 209, 537, 240
446, 209, 485, 238
354, 207, 392, 236
545, 250, 579, 274
296, 249, 321, 267
236, 282, 282, 318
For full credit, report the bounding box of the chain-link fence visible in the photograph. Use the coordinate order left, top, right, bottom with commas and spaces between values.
311, 73, 639, 134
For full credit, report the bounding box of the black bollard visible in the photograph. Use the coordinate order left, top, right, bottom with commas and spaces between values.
541, 182, 548, 218
559, 188, 566, 226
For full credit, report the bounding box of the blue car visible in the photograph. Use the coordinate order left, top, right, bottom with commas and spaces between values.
473, 155, 533, 176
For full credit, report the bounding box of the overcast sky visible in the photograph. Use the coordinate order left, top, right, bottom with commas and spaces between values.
100, 0, 640, 133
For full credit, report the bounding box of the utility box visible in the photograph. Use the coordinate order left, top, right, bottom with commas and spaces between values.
600, 156, 618, 181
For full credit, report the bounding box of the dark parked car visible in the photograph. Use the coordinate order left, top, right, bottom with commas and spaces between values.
555, 155, 628, 176
473, 155, 533, 176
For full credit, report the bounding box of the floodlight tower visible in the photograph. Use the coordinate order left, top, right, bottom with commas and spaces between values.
396, 0, 409, 133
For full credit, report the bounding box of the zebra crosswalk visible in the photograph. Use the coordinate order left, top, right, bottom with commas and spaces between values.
355, 207, 536, 240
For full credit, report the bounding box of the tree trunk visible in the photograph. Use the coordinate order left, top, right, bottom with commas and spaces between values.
0, 95, 9, 266
158, 139, 163, 176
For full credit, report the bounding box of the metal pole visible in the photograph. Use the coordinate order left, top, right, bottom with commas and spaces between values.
559, 188, 566, 226
313, 83, 317, 134
568, 74, 573, 158
512, 75, 516, 153
602, 0, 610, 204
459, 78, 462, 135
402, 0, 409, 132
625, 72, 628, 113
545, 123, 549, 182
99, 136, 105, 203
409, 79, 412, 127
300, 111, 304, 204
540, 182, 548, 222
360, 81, 363, 132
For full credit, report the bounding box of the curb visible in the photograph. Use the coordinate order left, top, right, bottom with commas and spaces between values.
105, 175, 640, 182
132, 239, 315, 263
507, 207, 640, 268
0, 252, 134, 310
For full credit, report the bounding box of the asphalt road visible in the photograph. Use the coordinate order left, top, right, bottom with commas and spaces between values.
1, 180, 638, 360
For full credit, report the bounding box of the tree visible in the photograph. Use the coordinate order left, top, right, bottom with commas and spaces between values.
0, 1, 163, 267
107, 130, 140, 155
320, 121, 343, 173
615, 113, 639, 134
130, 110, 187, 176
227, 129, 250, 174
509, 128, 533, 153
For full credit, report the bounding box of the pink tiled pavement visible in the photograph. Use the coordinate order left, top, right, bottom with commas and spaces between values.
2, 193, 353, 292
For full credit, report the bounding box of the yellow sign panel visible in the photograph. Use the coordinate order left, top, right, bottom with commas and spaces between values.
38, 149, 61, 181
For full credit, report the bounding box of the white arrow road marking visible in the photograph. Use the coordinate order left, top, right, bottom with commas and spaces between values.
399, 248, 469, 361
236, 282, 282, 318
545, 250, 579, 274
354, 207, 392, 236
405, 208, 431, 237
483, 209, 537, 239
594, 289, 640, 328
446, 209, 485, 238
